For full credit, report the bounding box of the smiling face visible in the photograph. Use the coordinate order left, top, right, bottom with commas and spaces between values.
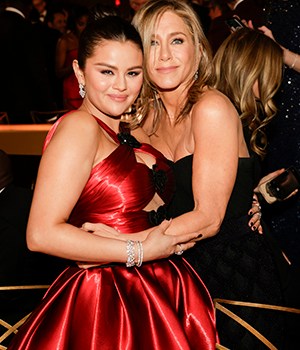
76, 40, 143, 118
147, 11, 197, 93
49, 12, 67, 34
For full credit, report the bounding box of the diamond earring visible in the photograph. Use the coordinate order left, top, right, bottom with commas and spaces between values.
79, 83, 86, 98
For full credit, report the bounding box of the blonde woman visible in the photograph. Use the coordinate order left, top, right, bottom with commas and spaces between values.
131, 2, 288, 348
213, 27, 282, 159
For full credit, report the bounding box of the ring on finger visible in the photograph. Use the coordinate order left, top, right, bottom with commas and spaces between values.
254, 203, 262, 210
257, 212, 262, 219
175, 244, 184, 255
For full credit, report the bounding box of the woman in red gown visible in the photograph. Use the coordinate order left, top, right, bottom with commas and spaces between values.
8, 14, 217, 350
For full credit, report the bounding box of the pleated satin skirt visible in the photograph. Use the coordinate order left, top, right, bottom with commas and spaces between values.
8, 257, 217, 350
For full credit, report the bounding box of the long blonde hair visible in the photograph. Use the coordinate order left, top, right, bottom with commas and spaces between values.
131, 0, 213, 133
213, 28, 283, 158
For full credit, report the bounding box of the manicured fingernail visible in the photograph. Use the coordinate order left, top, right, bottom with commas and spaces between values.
252, 226, 257, 231
197, 233, 203, 238
249, 211, 253, 216
250, 222, 254, 226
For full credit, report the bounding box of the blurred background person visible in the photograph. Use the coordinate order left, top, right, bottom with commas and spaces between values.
261, 0, 300, 267
206, 0, 232, 55
30, 0, 47, 22
0, 0, 56, 124
188, 0, 211, 35
128, 0, 149, 21
258, 3, 300, 346
45, 4, 67, 35
129, 0, 149, 13
55, 4, 89, 110
42, 5, 68, 108
226, 0, 265, 27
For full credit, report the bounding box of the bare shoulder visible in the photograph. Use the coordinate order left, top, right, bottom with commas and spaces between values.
44, 111, 103, 169
53, 111, 100, 144
192, 88, 238, 124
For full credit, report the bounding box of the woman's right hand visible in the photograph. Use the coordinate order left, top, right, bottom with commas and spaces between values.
257, 25, 276, 41
142, 220, 199, 261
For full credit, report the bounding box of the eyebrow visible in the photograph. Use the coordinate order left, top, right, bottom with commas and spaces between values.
152, 31, 187, 38
94, 63, 143, 70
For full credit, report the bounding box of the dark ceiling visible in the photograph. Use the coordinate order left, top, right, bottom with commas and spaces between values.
52, 0, 128, 7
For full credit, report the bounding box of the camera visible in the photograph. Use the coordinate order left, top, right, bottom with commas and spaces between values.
225, 17, 245, 31
258, 166, 300, 204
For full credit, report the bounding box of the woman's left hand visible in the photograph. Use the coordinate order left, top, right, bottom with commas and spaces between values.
81, 222, 122, 239
77, 223, 122, 269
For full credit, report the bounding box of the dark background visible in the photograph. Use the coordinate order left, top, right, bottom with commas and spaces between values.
51, 0, 132, 14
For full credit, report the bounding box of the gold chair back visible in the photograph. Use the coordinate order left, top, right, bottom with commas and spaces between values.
30, 110, 69, 124
214, 298, 300, 350
0, 112, 9, 124
0, 285, 49, 349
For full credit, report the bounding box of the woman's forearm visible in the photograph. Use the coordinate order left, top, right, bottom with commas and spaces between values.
282, 47, 300, 72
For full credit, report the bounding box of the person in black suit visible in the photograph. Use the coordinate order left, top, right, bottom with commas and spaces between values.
0, 150, 33, 286
0, 0, 56, 124
0, 149, 66, 346
0, 149, 67, 280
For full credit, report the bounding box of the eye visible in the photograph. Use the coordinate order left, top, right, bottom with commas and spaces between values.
172, 38, 184, 45
128, 70, 142, 77
101, 70, 114, 75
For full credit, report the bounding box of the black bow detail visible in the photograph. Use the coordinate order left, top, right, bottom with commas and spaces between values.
151, 164, 167, 193
117, 132, 141, 148
149, 205, 169, 226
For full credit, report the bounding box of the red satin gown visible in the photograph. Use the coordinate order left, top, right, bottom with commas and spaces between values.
8, 115, 217, 350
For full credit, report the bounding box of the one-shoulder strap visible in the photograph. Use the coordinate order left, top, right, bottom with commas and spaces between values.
43, 113, 120, 153
93, 116, 119, 143
94, 117, 168, 162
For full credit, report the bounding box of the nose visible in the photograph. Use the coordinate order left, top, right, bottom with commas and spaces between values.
113, 74, 127, 91
159, 42, 171, 62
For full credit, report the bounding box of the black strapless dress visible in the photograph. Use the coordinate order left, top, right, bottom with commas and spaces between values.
168, 155, 289, 350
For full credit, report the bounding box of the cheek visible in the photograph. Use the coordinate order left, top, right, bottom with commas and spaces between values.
132, 77, 143, 96
94, 78, 109, 92
146, 62, 155, 80
149, 50, 158, 66
182, 49, 195, 67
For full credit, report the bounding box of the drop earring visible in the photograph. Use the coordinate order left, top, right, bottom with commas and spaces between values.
79, 83, 86, 98
194, 71, 199, 81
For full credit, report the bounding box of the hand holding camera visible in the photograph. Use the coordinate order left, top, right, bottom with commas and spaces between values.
257, 166, 300, 204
